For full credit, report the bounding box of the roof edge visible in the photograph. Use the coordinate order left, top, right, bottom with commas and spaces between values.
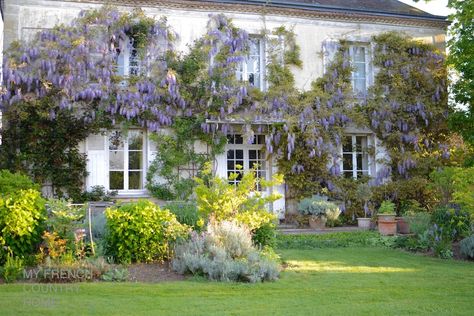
52, 0, 451, 28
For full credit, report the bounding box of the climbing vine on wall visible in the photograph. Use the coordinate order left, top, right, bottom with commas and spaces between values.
367, 32, 449, 183
0, 6, 451, 211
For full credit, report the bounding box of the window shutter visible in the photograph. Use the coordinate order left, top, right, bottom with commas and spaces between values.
86, 134, 107, 190
271, 154, 286, 219
322, 38, 340, 74
214, 151, 227, 179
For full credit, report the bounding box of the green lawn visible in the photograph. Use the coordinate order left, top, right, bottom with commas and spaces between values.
1, 247, 473, 315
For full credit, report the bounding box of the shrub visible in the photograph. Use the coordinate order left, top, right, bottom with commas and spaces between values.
235, 210, 277, 247
297, 195, 341, 220
101, 267, 129, 282
0, 189, 46, 264
105, 200, 190, 263
79, 185, 117, 203
46, 199, 85, 240
427, 223, 454, 259
431, 206, 471, 241
1, 255, 24, 283
0, 170, 39, 196
195, 163, 280, 246
407, 212, 432, 236
378, 200, 395, 214
430, 167, 474, 214
460, 235, 474, 259
172, 220, 280, 283
165, 201, 201, 230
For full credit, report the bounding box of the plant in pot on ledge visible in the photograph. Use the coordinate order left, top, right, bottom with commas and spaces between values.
297, 195, 341, 229
377, 200, 397, 235
356, 183, 373, 230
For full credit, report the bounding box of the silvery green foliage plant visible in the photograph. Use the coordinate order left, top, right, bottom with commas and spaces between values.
460, 235, 474, 259
172, 220, 279, 282
297, 195, 341, 220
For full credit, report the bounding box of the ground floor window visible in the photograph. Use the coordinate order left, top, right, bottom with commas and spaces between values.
86, 130, 148, 194
108, 130, 145, 190
342, 135, 369, 179
226, 134, 266, 190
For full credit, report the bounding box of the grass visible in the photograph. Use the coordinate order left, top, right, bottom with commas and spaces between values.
0, 247, 473, 315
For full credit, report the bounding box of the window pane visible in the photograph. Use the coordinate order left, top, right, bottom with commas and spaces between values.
236, 160, 244, 169
353, 47, 365, 62
234, 135, 243, 144
227, 135, 235, 144
256, 135, 265, 145
110, 171, 124, 190
236, 150, 243, 159
109, 151, 124, 170
129, 151, 142, 170
227, 150, 234, 159
128, 131, 143, 150
343, 136, 353, 152
357, 153, 363, 171
343, 154, 353, 171
354, 63, 366, 78
353, 79, 366, 93
109, 131, 124, 150
129, 171, 143, 190
249, 150, 256, 160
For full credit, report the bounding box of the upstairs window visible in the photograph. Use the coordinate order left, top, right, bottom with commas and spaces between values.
349, 45, 368, 95
116, 36, 141, 77
342, 135, 369, 179
237, 37, 265, 90
226, 134, 266, 190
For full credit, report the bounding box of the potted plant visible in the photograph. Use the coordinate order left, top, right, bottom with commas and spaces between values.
356, 183, 372, 230
377, 200, 397, 235
297, 195, 341, 229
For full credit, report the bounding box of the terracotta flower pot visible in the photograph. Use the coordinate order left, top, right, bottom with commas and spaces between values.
377, 214, 396, 222
357, 218, 371, 230
309, 216, 327, 229
378, 220, 397, 235
396, 217, 410, 234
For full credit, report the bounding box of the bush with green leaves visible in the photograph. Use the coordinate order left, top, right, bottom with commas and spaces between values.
46, 199, 85, 240
101, 267, 129, 282
79, 185, 117, 203
0, 255, 24, 283
407, 212, 432, 236
460, 235, 474, 259
0, 189, 46, 264
297, 195, 341, 220
172, 220, 280, 283
165, 201, 201, 230
431, 206, 472, 241
0, 170, 39, 196
195, 163, 280, 247
378, 200, 396, 214
104, 200, 190, 263
430, 167, 474, 214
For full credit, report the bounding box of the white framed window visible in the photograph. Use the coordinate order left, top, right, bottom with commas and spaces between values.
116, 36, 141, 77
342, 135, 369, 179
226, 134, 266, 190
349, 45, 369, 95
108, 130, 146, 191
237, 37, 265, 90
